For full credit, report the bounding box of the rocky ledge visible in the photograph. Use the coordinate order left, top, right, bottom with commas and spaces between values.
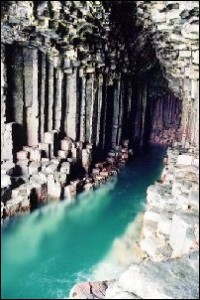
69, 144, 199, 299
1, 137, 133, 221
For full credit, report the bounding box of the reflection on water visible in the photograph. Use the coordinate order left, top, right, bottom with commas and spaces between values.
1, 146, 166, 299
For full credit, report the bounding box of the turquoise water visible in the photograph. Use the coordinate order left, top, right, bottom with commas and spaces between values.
1, 146, 166, 299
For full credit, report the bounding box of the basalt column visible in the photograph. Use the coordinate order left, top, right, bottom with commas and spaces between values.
100, 75, 108, 152
1, 44, 10, 161
54, 63, 63, 131
96, 74, 103, 147
181, 79, 199, 149
85, 74, 95, 144
111, 76, 121, 149
65, 69, 78, 141
149, 91, 182, 145
11, 45, 24, 125
117, 78, 124, 146
133, 82, 143, 146
23, 47, 39, 147
140, 83, 147, 147
47, 57, 54, 132
1, 0, 199, 164
191, 80, 199, 148
38, 51, 46, 141
79, 75, 86, 143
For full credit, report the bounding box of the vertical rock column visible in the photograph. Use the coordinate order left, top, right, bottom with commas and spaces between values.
54, 65, 63, 131
127, 80, 132, 121
124, 78, 133, 140
47, 57, 54, 132
85, 74, 95, 143
39, 51, 46, 141
1, 44, 10, 160
79, 75, 86, 142
158, 96, 163, 134
101, 76, 108, 151
169, 93, 173, 122
23, 47, 39, 147
134, 83, 145, 145
96, 74, 103, 146
191, 80, 199, 148
66, 69, 78, 141
129, 78, 136, 147
12, 46, 24, 125
117, 78, 124, 146
1, 44, 6, 126
140, 83, 147, 146
111, 76, 121, 149
181, 98, 190, 148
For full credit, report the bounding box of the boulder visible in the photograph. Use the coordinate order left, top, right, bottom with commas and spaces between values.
69, 281, 110, 299
29, 161, 41, 176
1, 174, 11, 188
188, 190, 199, 210
140, 234, 164, 258
60, 162, 71, 174
47, 175, 61, 200
118, 254, 199, 299
169, 211, 199, 257
176, 154, 193, 166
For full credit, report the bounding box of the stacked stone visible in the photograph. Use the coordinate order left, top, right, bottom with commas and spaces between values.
140, 149, 199, 261
1, 1, 199, 155
1, 45, 19, 162
1, 1, 140, 159
1, 132, 134, 219
69, 144, 199, 299
104, 145, 199, 299
1, 2, 199, 219
135, 1, 199, 148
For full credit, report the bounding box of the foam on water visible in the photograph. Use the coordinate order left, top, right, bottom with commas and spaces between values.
91, 212, 144, 281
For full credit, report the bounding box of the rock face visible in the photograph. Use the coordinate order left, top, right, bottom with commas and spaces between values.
1, 134, 133, 219
135, 1, 199, 149
1, 1, 199, 298
2, 1, 196, 219
108, 252, 199, 299
69, 145, 199, 299
1, 1, 199, 158
69, 281, 113, 299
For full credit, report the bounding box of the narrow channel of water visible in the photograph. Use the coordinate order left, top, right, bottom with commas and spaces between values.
1, 145, 166, 299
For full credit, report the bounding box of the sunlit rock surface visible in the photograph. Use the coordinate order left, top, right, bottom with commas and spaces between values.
114, 252, 199, 299
1, 1, 199, 219
69, 280, 113, 299
70, 146, 199, 299
1, 1, 199, 298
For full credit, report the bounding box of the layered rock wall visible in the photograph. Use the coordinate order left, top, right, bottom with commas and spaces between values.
70, 143, 199, 299
2, 1, 196, 163
1, 1, 199, 297
135, 1, 199, 148
1, 2, 199, 222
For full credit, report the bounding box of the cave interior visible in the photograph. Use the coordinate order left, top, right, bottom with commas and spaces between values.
1, 1, 183, 164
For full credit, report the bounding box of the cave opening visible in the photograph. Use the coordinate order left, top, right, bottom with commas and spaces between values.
1, 1, 184, 165
3, 41, 182, 159
1, 0, 198, 210
1, 1, 199, 299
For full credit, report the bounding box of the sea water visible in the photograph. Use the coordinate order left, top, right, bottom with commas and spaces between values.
1, 145, 166, 299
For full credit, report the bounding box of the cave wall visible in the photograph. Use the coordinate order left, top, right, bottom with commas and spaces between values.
1, 1, 199, 162
135, 1, 199, 148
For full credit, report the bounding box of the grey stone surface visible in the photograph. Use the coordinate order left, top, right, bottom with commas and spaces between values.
69, 280, 112, 299
69, 147, 199, 299
1, 2, 199, 297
